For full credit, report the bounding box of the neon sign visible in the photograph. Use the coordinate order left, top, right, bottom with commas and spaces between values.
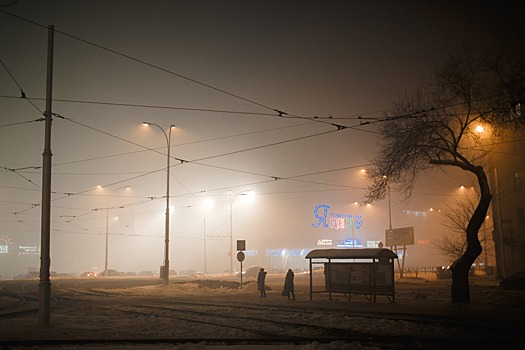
311, 204, 363, 230
336, 239, 362, 248
18, 245, 40, 255
317, 239, 333, 246
0, 234, 12, 254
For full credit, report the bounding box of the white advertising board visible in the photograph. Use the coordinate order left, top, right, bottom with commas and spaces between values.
385, 226, 415, 246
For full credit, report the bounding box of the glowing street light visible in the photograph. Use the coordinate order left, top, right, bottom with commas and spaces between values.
228, 190, 251, 274
143, 122, 175, 285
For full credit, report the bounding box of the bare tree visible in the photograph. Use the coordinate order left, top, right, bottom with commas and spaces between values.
364, 49, 525, 303
433, 194, 475, 262
433, 193, 494, 270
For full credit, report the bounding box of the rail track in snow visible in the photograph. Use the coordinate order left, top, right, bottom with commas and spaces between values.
1, 278, 522, 349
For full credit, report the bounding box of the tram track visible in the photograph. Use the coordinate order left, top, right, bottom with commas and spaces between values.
68, 287, 521, 339
53, 288, 517, 348
1, 278, 523, 348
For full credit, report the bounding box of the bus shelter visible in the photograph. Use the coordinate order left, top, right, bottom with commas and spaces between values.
305, 248, 398, 303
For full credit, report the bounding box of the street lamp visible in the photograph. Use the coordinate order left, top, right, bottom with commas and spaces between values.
143, 122, 175, 285
97, 185, 130, 276
228, 190, 250, 274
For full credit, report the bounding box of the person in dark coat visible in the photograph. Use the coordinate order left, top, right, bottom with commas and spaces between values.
284, 268, 296, 300
257, 268, 267, 297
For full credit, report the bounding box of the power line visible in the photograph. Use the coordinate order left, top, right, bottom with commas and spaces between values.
0, 9, 277, 112
0, 10, 354, 129
0, 117, 44, 128
0, 94, 276, 117
0, 59, 43, 113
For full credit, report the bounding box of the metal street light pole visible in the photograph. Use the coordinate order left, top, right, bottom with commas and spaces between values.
381, 175, 392, 230
386, 182, 392, 231
228, 190, 249, 275
38, 23, 54, 326
96, 186, 109, 276
143, 122, 175, 285
104, 192, 109, 276
98, 185, 130, 276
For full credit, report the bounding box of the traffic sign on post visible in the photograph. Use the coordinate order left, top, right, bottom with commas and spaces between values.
237, 251, 245, 289
237, 240, 246, 251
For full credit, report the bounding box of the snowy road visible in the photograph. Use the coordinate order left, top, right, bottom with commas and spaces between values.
1, 274, 523, 349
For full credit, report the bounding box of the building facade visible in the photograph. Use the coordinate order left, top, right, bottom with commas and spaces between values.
489, 125, 525, 280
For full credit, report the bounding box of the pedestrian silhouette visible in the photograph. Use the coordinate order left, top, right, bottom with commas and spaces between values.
257, 267, 267, 297
284, 268, 296, 300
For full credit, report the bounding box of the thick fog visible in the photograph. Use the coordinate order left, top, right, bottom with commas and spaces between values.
1, 1, 515, 279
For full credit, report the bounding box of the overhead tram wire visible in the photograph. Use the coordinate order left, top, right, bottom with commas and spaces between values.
0, 91, 386, 132
45, 119, 318, 169
1, 9, 352, 129
0, 94, 277, 118
9, 107, 492, 216
54, 112, 352, 178
46, 99, 521, 175
0, 58, 43, 113
21, 114, 371, 205
11, 151, 371, 218
60, 110, 371, 167
0, 10, 275, 111
0, 118, 45, 128
4, 112, 368, 189
7, 112, 352, 191
2, 166, 41, 189
1, 12, 414, 131
1, 10, 511, 132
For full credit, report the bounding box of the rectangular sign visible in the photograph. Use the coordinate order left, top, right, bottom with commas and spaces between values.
237, 240, 246, 251
385, 226, 415, 246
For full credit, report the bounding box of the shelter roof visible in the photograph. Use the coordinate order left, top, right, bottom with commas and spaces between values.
305, 248, 398, 260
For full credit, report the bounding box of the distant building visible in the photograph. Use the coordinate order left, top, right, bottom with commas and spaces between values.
489, 104, 525, 280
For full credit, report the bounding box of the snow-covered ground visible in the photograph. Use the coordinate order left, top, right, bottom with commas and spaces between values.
1, 272, 524, 349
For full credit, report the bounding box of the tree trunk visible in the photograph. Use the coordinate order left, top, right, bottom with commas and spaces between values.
450, 257, 471, 303
450, 167, 492, 303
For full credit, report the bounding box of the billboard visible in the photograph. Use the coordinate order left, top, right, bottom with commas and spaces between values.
385, 226, 415, 246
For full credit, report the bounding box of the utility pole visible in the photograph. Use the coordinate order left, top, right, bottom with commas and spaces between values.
39, 24, 54, 325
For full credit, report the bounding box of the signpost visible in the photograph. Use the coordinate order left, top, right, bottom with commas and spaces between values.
236, 240, 246, 289
385, 226, 414, 277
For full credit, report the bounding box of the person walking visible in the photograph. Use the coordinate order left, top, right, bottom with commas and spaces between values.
284, 268, 296, 301
257, 267, 267, 297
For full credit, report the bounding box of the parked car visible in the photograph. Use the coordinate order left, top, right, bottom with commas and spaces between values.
81, 271, 98, 277
100, 269, 122, 276
435, 266, 452, 279
237, 266, 263, 278
26, 271, 39, 279
138, 270, 154, 276
57, 272, 75, 277
435, 264, 476, 279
